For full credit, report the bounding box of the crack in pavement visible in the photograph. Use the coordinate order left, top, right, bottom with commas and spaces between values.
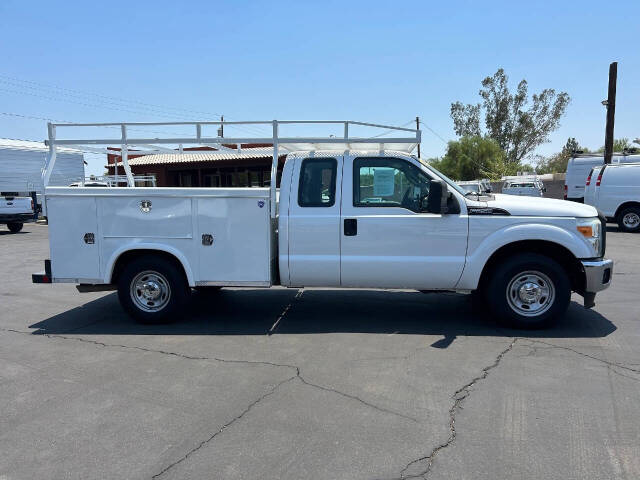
523, 339, 640, 374
2, 327, 415, 421
1, 325, 415, 420
380, 338, 519, 480
607, 364, 640, 383
151, 375, 297, 479
297, 376, 418, 423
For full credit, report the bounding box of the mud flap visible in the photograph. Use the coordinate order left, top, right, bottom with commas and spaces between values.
583, 292, 596, 309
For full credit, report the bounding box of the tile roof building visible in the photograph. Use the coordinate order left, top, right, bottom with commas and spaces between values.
105, 145, 286, 187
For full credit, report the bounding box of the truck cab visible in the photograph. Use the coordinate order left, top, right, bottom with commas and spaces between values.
278, 152, 467, 290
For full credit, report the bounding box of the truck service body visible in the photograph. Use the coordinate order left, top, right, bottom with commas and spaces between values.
33, 120, 613, 329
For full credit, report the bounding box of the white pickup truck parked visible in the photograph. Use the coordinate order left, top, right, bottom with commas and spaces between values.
1, 192, 36, 233
33, 120, 613, 329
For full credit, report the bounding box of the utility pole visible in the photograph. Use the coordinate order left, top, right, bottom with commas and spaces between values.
220, 115, 224, 138
416, 116, 421, 158
603, 62, 617, 164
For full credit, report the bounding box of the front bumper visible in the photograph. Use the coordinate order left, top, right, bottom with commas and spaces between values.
582, 258, 613, 293
580, 258, 613, 309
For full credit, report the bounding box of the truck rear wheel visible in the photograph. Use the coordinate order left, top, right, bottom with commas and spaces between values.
485, 253, 570, 329
7, 222, 23, 233
617, 206, 640, 233
117, 255, 190, 324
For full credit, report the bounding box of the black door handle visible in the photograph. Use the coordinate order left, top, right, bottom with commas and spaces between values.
344, 218, 357, 236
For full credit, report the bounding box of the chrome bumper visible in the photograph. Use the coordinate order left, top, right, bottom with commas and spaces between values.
582, 258, 613, 293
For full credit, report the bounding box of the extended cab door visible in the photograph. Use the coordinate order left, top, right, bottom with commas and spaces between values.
287, 155, 342, 286
340, 156, 468, 289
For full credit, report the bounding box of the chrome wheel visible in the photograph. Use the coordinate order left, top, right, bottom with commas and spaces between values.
623, 212, 640, 229
506, 270, 555, 317
130, 270, 171, 312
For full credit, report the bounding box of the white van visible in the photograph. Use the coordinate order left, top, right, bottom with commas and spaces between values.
565, 155, 635, 202
584, 163, 640, 232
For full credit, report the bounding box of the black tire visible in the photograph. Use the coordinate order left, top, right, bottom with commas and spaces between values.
617, 206, 640, 233
484, 253, 570, 329
7, 222, 23, 233
117, 255, 190, 324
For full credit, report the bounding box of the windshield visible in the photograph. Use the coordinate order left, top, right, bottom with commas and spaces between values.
419, 160, 467, 196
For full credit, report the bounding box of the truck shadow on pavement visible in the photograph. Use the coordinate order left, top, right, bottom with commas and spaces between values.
29, 288, 616, 341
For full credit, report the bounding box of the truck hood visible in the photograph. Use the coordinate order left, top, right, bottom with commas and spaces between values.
471, 193, 598, 217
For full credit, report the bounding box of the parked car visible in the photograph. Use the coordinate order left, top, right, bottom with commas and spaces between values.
564, 154, 638, 202
33, 120, 613, 330
584, 163, 640, 233
457, 181, 483, 195
0, 192, 37, 233
502, 179, 545, 197
457, 180, 492, 195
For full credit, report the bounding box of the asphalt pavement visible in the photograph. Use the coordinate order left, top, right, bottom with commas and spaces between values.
0, 223, 638, 480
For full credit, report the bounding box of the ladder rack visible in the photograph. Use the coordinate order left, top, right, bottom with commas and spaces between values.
43, 120, 421, 218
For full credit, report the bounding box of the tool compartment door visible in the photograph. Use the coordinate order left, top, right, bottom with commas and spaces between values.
47, 194, 101, 281
196, 194, 271, 284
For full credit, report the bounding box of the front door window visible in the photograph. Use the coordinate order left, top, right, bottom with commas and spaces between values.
353, 158, 431, 212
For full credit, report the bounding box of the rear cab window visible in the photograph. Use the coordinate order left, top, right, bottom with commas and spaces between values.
298, 158, 337, 207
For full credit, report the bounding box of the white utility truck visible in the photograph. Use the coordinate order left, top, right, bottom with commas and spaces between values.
33, 120, 613, 329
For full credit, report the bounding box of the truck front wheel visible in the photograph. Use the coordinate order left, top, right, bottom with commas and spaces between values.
117, 255, 190, 324
7, 222, 23, 233
485, 253, 570, 329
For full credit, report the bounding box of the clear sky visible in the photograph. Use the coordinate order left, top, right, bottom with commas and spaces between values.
0, 0, 638, 175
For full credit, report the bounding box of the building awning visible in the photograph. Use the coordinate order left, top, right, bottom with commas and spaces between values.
106, 147, 281, 167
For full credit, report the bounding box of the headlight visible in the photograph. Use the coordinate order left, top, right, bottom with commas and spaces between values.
576, 217, 602, 256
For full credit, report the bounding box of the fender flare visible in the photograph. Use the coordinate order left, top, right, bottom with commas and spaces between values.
457, 222, 592, 290
104, 243, 196, 286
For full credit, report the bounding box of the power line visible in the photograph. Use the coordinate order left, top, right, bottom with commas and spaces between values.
368, 119, 416, 138
418, 120, 448, 144
0, 74, 224, 118
0, 111, 201, 138
0, 74, 268, 137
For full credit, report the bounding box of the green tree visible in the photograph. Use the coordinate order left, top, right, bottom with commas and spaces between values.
429, 136, 507, 180
536, 137, 589, 174
596, 138, 632, 153
451, 69, 570, 165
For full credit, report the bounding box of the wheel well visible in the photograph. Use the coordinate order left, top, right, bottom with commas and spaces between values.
615, 201, 640, 219
111, 249, 189, 285
478, 240, 584, 293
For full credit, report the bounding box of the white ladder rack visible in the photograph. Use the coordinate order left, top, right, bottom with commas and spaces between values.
43, 120, 421, 218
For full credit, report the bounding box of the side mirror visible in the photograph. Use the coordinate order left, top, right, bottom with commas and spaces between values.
424, 180, 448, 214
